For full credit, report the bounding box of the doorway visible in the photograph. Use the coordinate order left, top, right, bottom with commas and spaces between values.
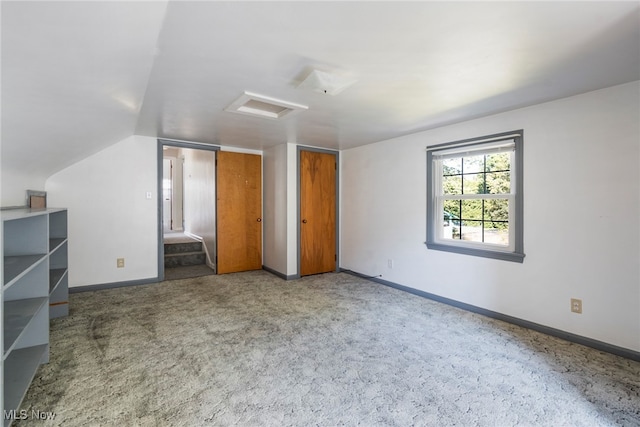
162, 154, 184, 233
158, 140, 219, 281
298, 147, 339, 276
162, 158, 173, 231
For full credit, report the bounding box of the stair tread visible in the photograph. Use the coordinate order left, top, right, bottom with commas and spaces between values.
164, 251, 206, 257
164, 241, 203, 255
164, 241, 201, 245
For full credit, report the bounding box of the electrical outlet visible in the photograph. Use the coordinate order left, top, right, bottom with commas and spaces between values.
571, 298, 582, 314
387, 259, 393, 269
117, 258, 125, 268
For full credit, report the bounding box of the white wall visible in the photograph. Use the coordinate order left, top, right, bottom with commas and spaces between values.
1, 169, 48, 207
341, 81, 640, 352
262, 143, 299, 277
173, 155, 184, 231
182, 148, 216, 267
42, 137, 262, 287
220, 146, 263, 156
45, 135, 159, 287
286, 143, 298, 275
263, 144, 288, 274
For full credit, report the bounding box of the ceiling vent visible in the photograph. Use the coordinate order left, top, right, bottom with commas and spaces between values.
225, 91, 308, 120
297, 69, 358, 96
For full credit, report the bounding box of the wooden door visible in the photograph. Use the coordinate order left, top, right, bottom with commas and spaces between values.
300, 150, 336, 276
216, 151, 262, 274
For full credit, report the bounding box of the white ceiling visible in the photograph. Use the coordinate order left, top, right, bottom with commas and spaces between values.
2, 1, 639, 179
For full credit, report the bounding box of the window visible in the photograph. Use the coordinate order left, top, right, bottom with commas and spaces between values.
426, 130, 525, 262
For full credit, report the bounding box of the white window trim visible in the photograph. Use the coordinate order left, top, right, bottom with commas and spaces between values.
426, 130, 525, 263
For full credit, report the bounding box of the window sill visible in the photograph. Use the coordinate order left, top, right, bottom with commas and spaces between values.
425, 242, 525, 263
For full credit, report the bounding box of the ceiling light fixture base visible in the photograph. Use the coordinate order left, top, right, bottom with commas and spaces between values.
297, 69, 358, 96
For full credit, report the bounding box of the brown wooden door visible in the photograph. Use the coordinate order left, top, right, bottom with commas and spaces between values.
300, 150, 336, 276
216, 151, 262, 274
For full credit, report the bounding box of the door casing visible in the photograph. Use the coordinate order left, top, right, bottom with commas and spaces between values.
156, 139, 220, 281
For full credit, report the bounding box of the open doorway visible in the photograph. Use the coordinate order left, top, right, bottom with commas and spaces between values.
158, 140, 219, 281
162, 153, 183, 232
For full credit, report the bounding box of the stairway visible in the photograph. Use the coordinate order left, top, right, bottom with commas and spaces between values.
164, 237, 206, 268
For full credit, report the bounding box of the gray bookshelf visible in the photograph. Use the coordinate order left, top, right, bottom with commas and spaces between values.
3, 297, 49, 354
3, 344, 49, 423
48, 210, 68, 318
1, 208, 68, 426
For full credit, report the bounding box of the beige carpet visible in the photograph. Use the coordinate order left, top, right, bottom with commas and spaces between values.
14, 271, 640, 426
164, 264, 215, 281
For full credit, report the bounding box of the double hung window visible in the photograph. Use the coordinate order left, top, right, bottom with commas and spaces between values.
426, 130, 525, 262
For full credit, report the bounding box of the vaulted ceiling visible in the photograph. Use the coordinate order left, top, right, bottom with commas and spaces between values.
2, 1, 639, 180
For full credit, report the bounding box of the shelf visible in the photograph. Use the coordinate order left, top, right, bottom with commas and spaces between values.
48, 209, 68, 240
3, 213, 48, 257
49, 270, 69, 319
49, 269, 67, 293
3, 344, 48, 426
3, 297, 48, 355
2, 208, 65, 425
0, 208, 47, 221
49, 241, 67, 272
3, 255, 47, 287
49, 238, 66, 252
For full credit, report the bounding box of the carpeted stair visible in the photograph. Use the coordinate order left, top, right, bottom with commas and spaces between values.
164, 239, 206, 268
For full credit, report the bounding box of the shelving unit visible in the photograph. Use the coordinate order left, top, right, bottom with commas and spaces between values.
48, 210, 68, 318
1, 208, 68, 426
3, 344, 49, 420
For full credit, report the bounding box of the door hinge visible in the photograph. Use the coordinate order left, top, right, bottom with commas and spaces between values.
335, 254, 337, 261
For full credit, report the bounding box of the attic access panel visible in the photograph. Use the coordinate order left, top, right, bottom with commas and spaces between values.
225, 91, 308, 120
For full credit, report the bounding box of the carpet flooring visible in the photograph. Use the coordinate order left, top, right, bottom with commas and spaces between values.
164, 264, 216, 281
14, 271, 640, 426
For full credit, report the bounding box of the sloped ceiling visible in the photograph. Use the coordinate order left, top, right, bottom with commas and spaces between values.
1, 1, 169, 180
2, 1, 639, 180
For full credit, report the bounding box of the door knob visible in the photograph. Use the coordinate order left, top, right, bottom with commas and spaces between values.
257, 218, 262, 222
302, 219, 308, 224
